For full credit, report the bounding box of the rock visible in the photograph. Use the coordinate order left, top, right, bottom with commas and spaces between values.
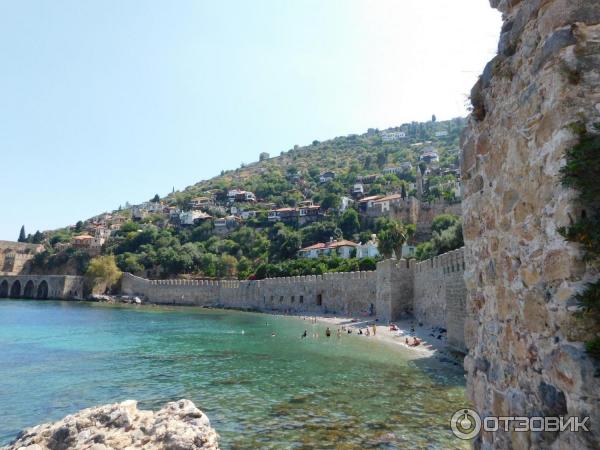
4, 400, 219, 450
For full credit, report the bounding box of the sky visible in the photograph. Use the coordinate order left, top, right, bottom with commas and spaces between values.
0, 0, 501, 240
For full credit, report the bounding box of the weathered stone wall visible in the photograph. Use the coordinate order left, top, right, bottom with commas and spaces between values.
0, 274, 85, 300
122, 271, 377, 317
462, 1, 600, 448
123, 249, 467, 351
0, 240, 44, 275
376, 258, 414, 324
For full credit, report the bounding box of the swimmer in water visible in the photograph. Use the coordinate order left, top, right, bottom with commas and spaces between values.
325, 327, 331, 337
301, 330, 307, 339
271, 332, 276, 337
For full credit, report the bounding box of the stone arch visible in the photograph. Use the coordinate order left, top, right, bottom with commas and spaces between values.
0, 280, 8, 298
24, 280, 35, 298
10, 280, 21, 298
36, 280, 48, 300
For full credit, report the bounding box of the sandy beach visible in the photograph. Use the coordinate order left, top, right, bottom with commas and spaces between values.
286, 312, 464, 365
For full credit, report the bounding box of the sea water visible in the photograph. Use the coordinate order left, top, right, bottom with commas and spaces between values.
0, 300, 468, 449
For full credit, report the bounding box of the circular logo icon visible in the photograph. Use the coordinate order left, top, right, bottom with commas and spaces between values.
450, 408, 481, 440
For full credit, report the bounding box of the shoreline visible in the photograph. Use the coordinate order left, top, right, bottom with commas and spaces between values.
3, 297, 465, 366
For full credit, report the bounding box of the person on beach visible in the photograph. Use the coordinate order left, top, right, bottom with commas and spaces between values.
326, 327, 331, 337
347, 328, 352, 334
372, 324, 376, 336
358, 328, 363, 335
365, 328, 370, 337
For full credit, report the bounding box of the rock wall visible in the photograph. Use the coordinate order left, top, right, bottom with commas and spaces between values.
4, 399, 219, 450
0, 240, 44, 275
122, 249, 467, 351
122, 271, 378, 317
461, 0, 600, 448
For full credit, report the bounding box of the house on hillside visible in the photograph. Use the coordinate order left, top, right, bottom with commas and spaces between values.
372, 193, 404, 214
352, 183, 364, 197
298, 239, 358, 259
268, 207, 297, 223
189, 196, 214, 210
179, 211, 212, 226
381, 131, 406, 141
358, 195, 384, 213
356, 235, 380, 258
131, 206, 148, 221
319, 171, 336, 183
214, 215, 241, 235
227, 189, 256, 203
340, 196, 354, 212
420, 147, 439, 163
72, 235, 94, 249
435, 131, 448, 137
298, 205, 321, 225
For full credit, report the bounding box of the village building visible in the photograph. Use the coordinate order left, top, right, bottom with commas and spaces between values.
189, 196, 214, 210
71, 235, 94, 249
352, 183, 364, 197
213, 215, 241, 235
179, 211, 212, 226
298, 239, 358, 259
381, 131, 406, 141
318, 171, 336, 183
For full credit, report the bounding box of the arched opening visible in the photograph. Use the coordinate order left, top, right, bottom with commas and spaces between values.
10, 280, 21, 298
0, 280, 8, 298
37, 280, 48, 300
24, 280, 35, 299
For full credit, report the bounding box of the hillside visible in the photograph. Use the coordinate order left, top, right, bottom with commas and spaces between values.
25, 117, 465, 281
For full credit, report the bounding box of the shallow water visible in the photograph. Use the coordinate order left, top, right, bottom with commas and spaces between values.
0, 300, 469, 449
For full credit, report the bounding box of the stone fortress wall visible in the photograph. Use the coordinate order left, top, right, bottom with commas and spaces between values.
122, 248, 468, 351
461, 0, 600, 448
0, 240, 44, 275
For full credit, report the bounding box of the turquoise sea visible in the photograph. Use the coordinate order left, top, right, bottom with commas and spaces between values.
0, 300, 468, 449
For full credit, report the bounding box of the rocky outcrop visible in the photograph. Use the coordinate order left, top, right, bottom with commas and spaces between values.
3, 399, 219, 450
462, 0, 600, 449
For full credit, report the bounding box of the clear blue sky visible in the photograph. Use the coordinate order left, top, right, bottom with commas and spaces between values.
0, 0, 500, 240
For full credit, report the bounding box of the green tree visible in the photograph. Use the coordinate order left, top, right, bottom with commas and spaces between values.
18, 225, 26, 242
320, 193, 341, 211
151, 194, 160, 203
339, 209, 360, 238
86, 255, 122, 293
377, 221, 413, 259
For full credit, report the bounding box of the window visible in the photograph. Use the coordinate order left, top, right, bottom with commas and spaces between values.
299, 295, 304, 304
291, 296, 295, 303
316, 294, 322, 306
280, 296, 284, 303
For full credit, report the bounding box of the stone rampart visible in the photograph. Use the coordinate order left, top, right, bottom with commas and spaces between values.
122, 249, 467, 350
0, 240, 44, 275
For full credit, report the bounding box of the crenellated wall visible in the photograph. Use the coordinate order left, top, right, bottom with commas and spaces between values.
461, 0, 600, 448
122, 249, 467, 351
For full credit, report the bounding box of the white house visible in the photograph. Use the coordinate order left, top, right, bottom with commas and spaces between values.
340, 196, 354, 212
381, 131, 406, 141
356, 236, 380, 258
352, 183, 364, 196
179, 211, 212, 226
298, 239, 358, 259
435, 131, 449, 137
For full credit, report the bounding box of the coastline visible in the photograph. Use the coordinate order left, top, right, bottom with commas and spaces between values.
7, 296, 465, 365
